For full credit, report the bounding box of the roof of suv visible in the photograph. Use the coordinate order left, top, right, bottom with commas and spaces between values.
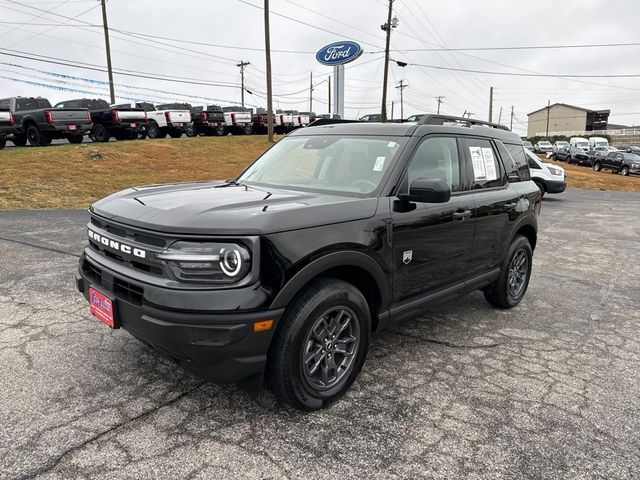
291, 118, 522, 144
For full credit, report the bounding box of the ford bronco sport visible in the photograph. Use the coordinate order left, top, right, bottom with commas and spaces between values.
76, 115, 540, 410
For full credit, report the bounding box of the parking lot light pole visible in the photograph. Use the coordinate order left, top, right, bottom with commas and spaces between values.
264, 0, 274, 142
100, 0, 115, 104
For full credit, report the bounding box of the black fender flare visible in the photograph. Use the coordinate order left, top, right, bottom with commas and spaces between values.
269, 251, 390, 312
506, 215, 538, 255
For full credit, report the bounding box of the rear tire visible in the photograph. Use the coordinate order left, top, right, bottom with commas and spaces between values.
26, 125, 48, 147
12, 135, 27, 147
92, 124, 110, 143
146, 122, 165, 139
185, 124, 197, 137
484, 235, 533, 309
593, 161, 602, 172
267, 278, 371, 411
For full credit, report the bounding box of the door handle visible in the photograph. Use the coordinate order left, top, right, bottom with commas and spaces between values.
504, 201, 518, 210
453, 209, 472, 220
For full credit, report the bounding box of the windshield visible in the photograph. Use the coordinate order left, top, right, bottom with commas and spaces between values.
539, 141, 551, 146
237, 136, 407, 195
624, 153, 640, 161
595, 141, 608, 147
557, 142, 568, 146
406, 114, 426, 122
523, 141, 533, 147
576, 141, 588, 147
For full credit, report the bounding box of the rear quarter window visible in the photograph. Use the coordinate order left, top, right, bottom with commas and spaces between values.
503, 143, 531, 181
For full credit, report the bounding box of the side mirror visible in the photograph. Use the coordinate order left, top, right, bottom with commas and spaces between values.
400, 178, 451, 203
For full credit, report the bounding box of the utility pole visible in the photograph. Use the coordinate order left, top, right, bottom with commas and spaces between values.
380, 0, 397, 122
435, 95, 445, 114
488, 86, 494, 123
545, 99, 551, 138
100, 0, 115, 104
237, 60, 250, 107
328, 76, 331, 114
510, 105, 514, 131
396, 80, 407, 120
498, 106, 503, 125
309, 71, 313, 113
263, 1, 274, 142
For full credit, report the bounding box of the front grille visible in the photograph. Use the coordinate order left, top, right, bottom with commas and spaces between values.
88, 215, 167, 277
83, 260, 144, 305
114, 277, 144, 304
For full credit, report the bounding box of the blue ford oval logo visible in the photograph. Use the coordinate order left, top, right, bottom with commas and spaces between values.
316, 41, 363, 66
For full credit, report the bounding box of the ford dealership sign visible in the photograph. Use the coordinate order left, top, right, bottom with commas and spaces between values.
316, 41, 363, 66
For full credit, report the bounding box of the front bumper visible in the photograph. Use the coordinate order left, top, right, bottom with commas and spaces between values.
546, 179, 567, 194
76, 252, 284, 384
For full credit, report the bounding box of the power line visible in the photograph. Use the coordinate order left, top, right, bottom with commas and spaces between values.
0, 49, 241, 88
236, 0, 380, 49
404, 61, 640, 79
393, 41, 640, 52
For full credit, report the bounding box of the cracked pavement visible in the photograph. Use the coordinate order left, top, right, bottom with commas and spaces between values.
1, 190, 639, 479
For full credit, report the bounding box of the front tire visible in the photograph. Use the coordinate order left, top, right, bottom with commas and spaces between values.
267, 278, 371, 411
593, 161, 602, 172
534, 180, 546, 199
620, 166, 630, 176
484, 235, 533, 309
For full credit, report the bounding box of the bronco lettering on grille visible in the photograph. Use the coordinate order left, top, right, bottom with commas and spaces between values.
88, 229, 146, 259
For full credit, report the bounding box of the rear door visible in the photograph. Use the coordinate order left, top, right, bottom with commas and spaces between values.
462, 137, 520, 273
391, 135, 475, 302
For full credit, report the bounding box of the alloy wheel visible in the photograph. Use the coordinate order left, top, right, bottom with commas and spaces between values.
302, 306, 360, 391
508, 249, 528, 298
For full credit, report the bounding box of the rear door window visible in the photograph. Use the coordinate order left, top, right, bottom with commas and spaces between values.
462, 138, 507, 189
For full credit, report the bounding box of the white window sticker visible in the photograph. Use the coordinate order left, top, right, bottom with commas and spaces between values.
469, 146, 487, 181
373, 156, 386, 171
387, 141, 397, 148
481, 147, 498, 181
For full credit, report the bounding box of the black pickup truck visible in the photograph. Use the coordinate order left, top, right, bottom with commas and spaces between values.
191, 105, 225, 136
0, 109, 16, 149
54, 99, 147, 142
76, 115, 540, 411
0, 96, 92, 146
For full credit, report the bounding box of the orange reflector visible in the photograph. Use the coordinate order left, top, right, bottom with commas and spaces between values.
253, 320, 274, 332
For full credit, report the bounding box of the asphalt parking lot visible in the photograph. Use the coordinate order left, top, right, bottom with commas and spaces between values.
1, 189, 639, 480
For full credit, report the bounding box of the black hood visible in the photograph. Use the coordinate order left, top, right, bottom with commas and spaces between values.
91, 181, 379, 235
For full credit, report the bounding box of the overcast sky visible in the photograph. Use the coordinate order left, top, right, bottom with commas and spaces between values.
1, 0, 640, 135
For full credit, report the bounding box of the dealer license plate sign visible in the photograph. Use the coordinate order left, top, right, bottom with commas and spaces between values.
89, 287, 117, 329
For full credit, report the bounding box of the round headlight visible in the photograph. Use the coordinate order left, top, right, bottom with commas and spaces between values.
220, 248, 242, 277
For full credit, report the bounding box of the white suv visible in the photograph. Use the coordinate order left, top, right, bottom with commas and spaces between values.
525, 148, 566, 198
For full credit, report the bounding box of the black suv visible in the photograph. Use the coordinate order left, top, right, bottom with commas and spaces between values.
76, 115, 540, 410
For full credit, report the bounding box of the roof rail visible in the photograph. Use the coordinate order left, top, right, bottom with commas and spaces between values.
307, 118, 362, 127
417, 114, 510, 131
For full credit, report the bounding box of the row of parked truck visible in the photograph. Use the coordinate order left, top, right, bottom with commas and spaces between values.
0, 96, 315, 148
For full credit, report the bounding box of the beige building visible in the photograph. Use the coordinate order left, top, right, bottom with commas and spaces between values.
527, 103, 609, 138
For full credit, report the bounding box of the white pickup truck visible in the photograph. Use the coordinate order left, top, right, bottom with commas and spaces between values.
222, 106, 253, 135
275, 111, 295, 133
112, 102, 191, 139
292, 112, 310, 129
0, 109, 15, 149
